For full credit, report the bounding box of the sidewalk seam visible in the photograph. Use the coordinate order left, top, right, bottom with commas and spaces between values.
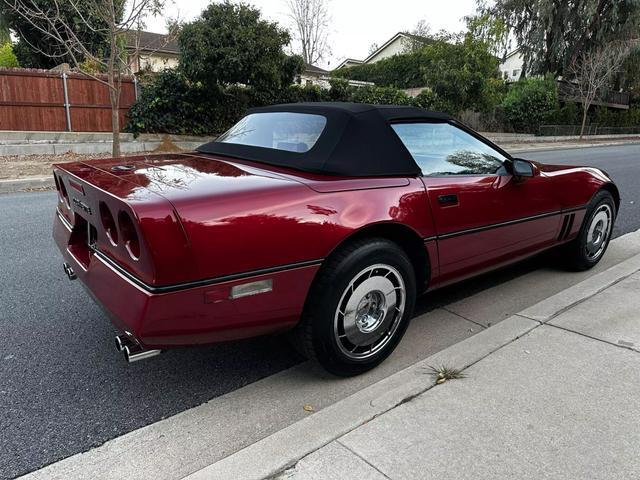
336, 440, 394, 480
545, 323, 640, 354
441, 307, 488, 330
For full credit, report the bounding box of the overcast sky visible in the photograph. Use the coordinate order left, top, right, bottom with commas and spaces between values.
145, 0, 479, 69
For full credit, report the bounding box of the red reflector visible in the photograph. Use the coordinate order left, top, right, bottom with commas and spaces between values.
204, 288, 230, 304
69, 180, 85, 195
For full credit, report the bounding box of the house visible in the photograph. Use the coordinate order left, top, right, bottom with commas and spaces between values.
299, 63, 373, 90
126, 31, 179, 73
299, 63, 332, 88
499, 49, 524, 82
334, 32, 431, 70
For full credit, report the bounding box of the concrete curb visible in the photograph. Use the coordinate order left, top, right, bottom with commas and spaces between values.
519, 252, 640, 323
0, 176, 54, 194
509, 140, 640, 154
184, 251, 640, 480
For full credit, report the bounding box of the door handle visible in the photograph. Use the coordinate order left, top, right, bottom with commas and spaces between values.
438, 194, 459, 206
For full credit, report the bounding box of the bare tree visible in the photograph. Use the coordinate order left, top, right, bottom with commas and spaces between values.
403, 19, 431, 53
1, 0, 169, 156
568, 42, 631, 139
285, 0, 331, 66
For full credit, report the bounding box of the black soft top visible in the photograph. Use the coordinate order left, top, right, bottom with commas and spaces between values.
196, 102, 454, 177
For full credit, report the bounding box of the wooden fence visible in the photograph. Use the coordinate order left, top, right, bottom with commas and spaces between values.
0, 69, 137, 132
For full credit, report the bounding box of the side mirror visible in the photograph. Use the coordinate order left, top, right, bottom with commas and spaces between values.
512, 158, 535, 178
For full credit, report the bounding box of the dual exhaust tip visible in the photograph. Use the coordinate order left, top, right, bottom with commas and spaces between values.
115, 334, 161, 363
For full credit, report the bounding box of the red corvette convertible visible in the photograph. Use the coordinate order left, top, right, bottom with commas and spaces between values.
53, 103, 618, 375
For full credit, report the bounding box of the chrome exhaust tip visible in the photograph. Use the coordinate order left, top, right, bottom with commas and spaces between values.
123, 344, 162, 363
115, 334, 134, 352
63, 262, 77, 281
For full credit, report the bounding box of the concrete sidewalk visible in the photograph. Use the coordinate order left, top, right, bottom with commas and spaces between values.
189, 254, 640, 480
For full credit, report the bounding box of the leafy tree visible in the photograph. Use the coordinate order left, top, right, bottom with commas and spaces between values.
418, 34, 501, 114
0, 41, 18, 67
179, 1, 303, 91
334, 34, 501, 114
0, 0, 123, 69
480, 0, 640, 76
465, 12, 510, 58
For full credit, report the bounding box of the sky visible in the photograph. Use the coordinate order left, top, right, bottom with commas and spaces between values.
145, 0, 479, 69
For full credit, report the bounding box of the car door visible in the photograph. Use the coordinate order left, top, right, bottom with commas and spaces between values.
391, 121, 562, 282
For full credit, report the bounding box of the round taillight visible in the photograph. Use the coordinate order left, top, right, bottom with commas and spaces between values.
118, 211, 140, 260
58, 176, 70, 208
99, 202, 118, 245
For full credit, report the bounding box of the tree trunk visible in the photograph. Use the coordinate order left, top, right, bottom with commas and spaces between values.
109, 81, 121, 157
579, 102, 589, 140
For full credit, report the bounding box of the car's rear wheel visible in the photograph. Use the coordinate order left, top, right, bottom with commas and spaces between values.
561, 190, 616, 271
292, 238, 416, 376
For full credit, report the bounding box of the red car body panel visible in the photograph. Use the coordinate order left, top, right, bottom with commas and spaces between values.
53, 150, 616, 349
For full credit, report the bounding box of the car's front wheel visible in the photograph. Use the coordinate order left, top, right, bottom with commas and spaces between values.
292, 238, 416, 376
562, 190, 616, 271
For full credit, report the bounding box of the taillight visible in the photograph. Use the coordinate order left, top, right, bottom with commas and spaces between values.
118, 211, 140, 260
57, 175, 70, 208
99, 202, 118, 245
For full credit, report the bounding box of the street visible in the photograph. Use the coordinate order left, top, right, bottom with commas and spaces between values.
1, 144, 639, 480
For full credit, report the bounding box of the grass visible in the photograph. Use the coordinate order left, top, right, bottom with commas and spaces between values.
426, 364, 467, 384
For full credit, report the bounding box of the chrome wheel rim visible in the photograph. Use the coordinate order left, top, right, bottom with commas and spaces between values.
585, 204, 613, 261
334, 264, 406, 360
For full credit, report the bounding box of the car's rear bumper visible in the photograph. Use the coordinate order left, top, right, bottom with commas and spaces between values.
53, 211, 320, 349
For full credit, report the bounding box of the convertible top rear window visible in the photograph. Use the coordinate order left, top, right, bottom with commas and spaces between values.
217, 112, 327, 153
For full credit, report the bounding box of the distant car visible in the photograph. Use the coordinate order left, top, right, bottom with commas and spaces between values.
53, 103, 619, 375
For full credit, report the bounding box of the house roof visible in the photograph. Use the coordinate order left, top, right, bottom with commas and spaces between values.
126, 31, 179, 54
334, 58, 365, 70
304, 63, 330, 75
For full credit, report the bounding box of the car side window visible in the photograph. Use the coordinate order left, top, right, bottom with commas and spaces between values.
391, 122, 509, 176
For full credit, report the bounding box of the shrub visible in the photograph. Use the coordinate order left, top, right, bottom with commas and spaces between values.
501, 77, 559, 133
0, 42, 19, 68
126, 70, 239, 137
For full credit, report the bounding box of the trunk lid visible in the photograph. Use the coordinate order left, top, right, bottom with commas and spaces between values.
82, 153, 302, 204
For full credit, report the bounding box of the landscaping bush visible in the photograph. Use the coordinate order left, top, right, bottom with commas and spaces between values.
501, 77, 559, 133
126, 70, 239, 136
0, 42, 19, 68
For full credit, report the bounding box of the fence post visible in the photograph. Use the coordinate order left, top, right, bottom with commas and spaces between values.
133, 76, 139, 100
61, 72, 72, 132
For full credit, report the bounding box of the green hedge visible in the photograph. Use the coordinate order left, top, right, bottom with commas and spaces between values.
125, 73, 415, 136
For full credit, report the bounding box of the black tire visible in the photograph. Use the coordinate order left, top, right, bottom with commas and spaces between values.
561, 190, 616, 271
291, 238, 417, 376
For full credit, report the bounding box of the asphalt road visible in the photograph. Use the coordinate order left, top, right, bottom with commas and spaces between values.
1, 144, 639, 480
